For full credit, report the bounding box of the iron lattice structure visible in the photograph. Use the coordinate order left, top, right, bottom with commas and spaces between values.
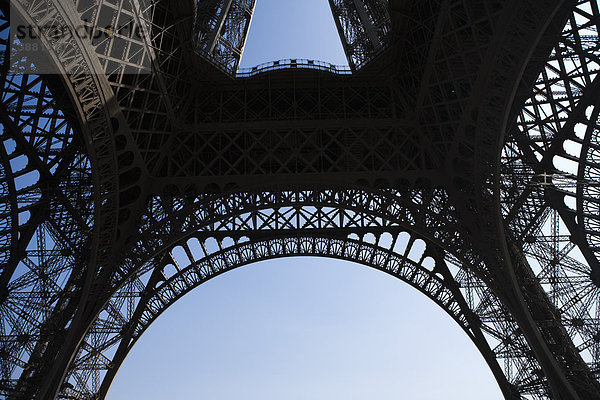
1, 0, 600, 398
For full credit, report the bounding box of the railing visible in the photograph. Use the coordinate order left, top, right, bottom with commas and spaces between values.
236, 58, 352, 77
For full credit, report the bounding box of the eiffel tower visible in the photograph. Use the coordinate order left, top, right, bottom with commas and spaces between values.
1, 0, 600, 398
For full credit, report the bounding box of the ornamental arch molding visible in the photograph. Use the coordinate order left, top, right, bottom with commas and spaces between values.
58, 187, 546, 399
68, 232, 524, 400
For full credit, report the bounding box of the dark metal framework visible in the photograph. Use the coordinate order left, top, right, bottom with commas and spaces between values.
195, 0, 391, 73
195, 0, 257, 73
1, 0, 600, 399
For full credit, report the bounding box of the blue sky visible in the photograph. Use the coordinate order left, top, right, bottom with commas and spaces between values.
107, 1, 503, 398
108, 259, 502, 399
238, 0, 348, 68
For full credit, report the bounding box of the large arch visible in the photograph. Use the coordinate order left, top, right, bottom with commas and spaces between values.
107, 258, 504, 399
59, 221, 553, 399
57, 181, 590, 399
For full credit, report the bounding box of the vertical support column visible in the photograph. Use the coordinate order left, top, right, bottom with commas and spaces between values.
352, 0, 383, 48
328, 0, 391, 70
195, 0, 256, 74
504, 240, 598, 399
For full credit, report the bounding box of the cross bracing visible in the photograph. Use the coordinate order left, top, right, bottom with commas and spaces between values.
194, 0, 391, 74
1, 0, 600, 399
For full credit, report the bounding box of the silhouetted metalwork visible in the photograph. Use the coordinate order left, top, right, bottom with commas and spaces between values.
328, 0, 391, 70
1, 0, 600, 399
196, 0, 256, 73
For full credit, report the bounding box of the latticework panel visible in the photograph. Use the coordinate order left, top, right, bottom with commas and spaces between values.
0, 8, 95, 396
500, 1, 600, 393
328, 0, 391, 70
62, 227, 543, 399
195, 0, 256, 73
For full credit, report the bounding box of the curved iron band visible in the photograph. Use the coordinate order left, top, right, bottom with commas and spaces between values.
96, 234, 517, 399
460, 0, 595, 397
63, 186, 543, 398
8, 1, 119, 398
498, 7, 600, 395
578, 102, 600, 272
123, 187, 476, 286
499, 23, 600, 393
0, 119, 17, 266
0, 68, 95, 396
0, 9, 84, 393
123, 184, 596, 399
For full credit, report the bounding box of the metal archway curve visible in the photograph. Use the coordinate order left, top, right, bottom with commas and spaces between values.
64, 233, 524, 400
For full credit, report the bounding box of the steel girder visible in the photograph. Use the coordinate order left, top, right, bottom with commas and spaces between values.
0, 7, 99, 397
195, 0, 256, 73
193, 0, 391, 74
1, 0, 600, 399
85, 233, 520, 400
328, 0, 391, 70
500, 1, 600, 397
59, 187, 546, 399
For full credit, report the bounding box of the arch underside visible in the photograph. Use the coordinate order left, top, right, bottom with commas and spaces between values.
1, 0, 600, 399
65, 231, 536, 400
194, 0, 391, 74
56, 183, 551, 399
